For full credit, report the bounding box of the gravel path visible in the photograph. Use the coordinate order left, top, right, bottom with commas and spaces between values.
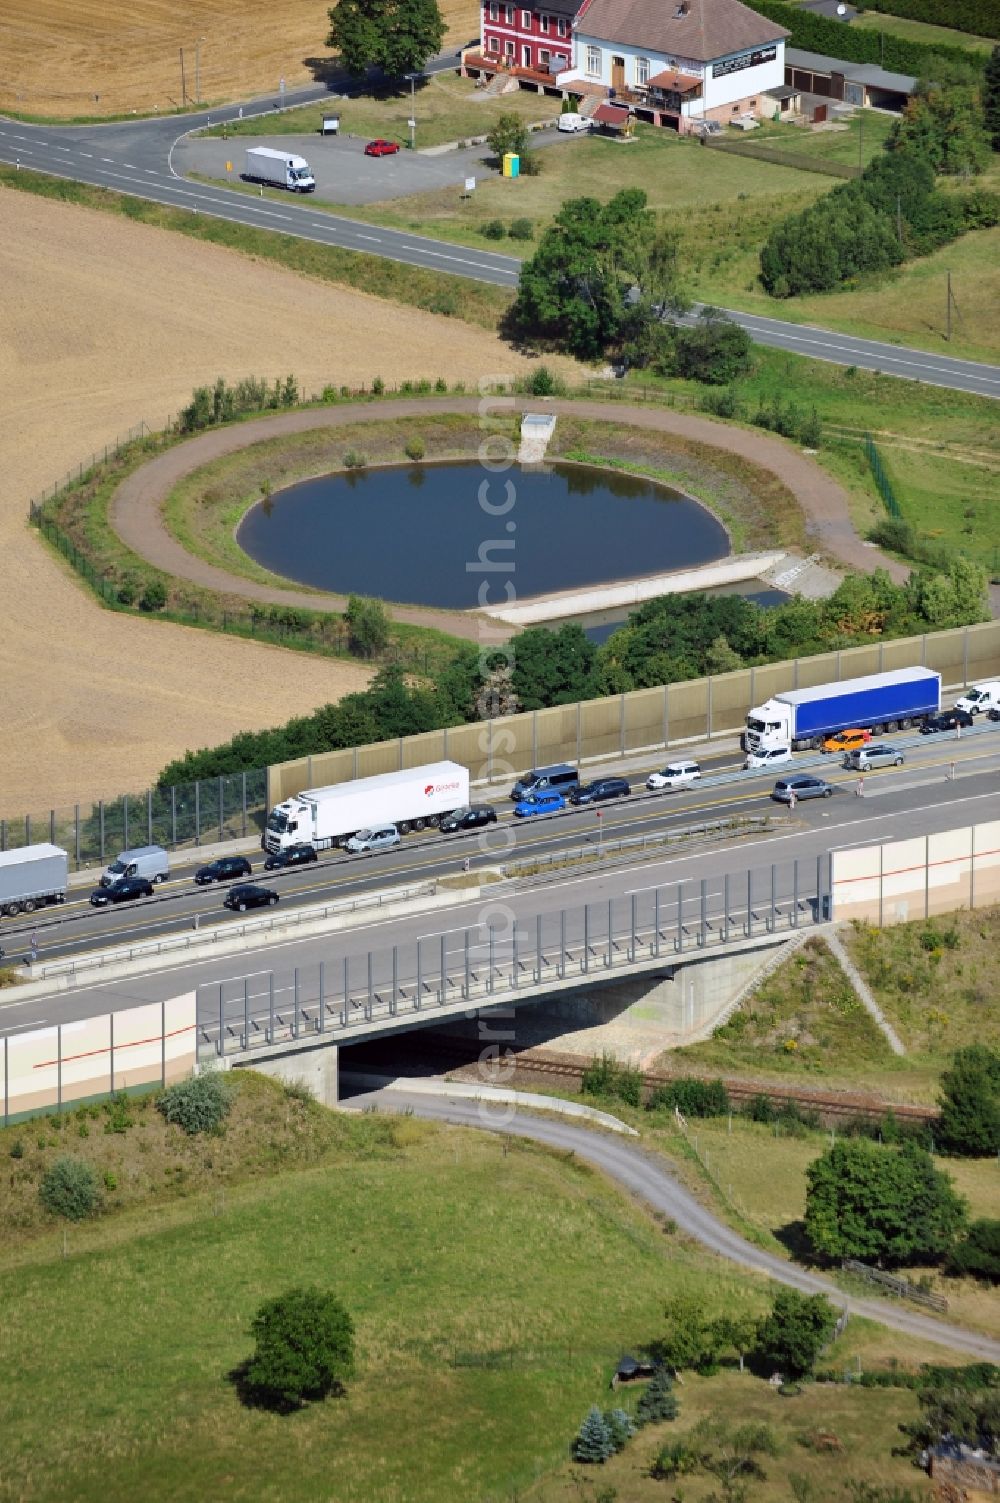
365, 1090, 1000, 1360
112, 396, 908, 642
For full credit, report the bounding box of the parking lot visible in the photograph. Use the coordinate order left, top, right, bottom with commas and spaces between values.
175, 125, 569, 206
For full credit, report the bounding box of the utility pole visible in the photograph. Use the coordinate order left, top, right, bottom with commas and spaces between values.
179, 46, 187, 108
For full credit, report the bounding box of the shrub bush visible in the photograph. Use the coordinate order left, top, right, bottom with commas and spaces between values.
647, 1078, 730, 1118
404, 436, 426, 462
525, 363, 562, 396
509, 217, 534, 240
581, 1053, 642, 1107
343, 450, 367, 470
949, 1219, 1000, 1281
156, 1072, 232, 1136
39, 1156, 101, 1221
241, 1286, 356, 1411
139, 578, 167, 612
636, 1367, 679, 1426
482, 219, 506, 240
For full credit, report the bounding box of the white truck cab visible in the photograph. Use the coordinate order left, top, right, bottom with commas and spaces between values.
955, 681, 1000, 715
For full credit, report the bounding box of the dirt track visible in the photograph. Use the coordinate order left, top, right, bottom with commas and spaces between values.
0, 191, 540, 817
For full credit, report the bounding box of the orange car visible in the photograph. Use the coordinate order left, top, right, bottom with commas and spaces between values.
822, 727, 873, 754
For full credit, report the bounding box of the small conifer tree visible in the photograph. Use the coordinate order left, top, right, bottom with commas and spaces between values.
572, 1406, 615, 1463
636, 1367, 679, 1427
604, 1407, 636, 1451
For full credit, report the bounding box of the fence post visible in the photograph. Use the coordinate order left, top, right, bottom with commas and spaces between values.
75, 806, 80, 869
122, 795, 128, 853
171, 787, 177, 848
195, 781, 200, 846
241, 772, 248, 838
218, 777, 224, 841
161, 1000, 167, 1085
99, 801, 105, 864
147, 789, 153, 846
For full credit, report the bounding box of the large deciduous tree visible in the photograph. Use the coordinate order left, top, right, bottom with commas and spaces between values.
938, 1045, 1000, 1157
755, 1289, 836, 1379
327, 0, 445, 79
241, 1287, 355, 1410
804, 1139, 967, 1267
985, 46, 1000, 151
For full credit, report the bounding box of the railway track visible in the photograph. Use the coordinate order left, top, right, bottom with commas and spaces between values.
352, 1037, 938, 1126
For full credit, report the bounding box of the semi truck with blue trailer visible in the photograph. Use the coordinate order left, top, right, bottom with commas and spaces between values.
744, 666, 941, 753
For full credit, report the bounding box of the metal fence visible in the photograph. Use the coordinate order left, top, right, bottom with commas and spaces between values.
842, 1259, 948, 1313
198, 855, 831, 1058
0, 768, 268, 869
864, 432, 902, 519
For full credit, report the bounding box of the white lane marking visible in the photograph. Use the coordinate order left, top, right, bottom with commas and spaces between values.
101, 157, 116, 163
1, 1020, 47, 1034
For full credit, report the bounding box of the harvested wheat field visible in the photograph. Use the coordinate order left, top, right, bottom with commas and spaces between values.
0, 190, 539, 818
0, 0, 480, 118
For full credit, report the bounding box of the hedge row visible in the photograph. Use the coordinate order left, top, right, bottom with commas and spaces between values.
748, 0, 986, 73
862, 0, 999, 42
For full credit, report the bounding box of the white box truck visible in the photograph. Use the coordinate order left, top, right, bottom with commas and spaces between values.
244, 146, 316, 192
263, 761, 469, 853
0, 844, 69, 917
745, 666, 941, 753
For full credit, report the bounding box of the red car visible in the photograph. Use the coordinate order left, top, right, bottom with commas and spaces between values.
364, 138, 400, 157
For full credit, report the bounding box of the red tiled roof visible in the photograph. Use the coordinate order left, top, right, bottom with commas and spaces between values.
647, 69, 702, 92
576, 0, 788, 64
593, 102, 630, 123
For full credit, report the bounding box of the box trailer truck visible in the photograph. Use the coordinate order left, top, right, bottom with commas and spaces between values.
244, 146, 316, 193
263, 761, 470, 853
0, 844, 69, 917
744, 666, 941, 753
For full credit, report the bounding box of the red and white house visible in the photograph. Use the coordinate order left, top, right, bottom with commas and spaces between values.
471, 0, 580, 81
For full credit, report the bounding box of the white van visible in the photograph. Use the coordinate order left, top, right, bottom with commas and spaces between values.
955, 681, 1000, 715
101, 845, 170, 888
557, 113, 592, 133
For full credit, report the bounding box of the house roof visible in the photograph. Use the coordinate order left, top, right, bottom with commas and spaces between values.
575, 0, 789, 64
784, 46, 915, 92
593, 101, 631, 122
647, 67, 702, 91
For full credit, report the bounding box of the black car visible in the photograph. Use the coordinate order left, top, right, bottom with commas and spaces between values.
569, 777, 631, 806
193, 855, 253, 885
90, 876, 154, 907
263, 843, 318, 871
989, 706, 1000, 724
921, 709, 974, 735
223, 884, 279, 912
439, 806, 498, 833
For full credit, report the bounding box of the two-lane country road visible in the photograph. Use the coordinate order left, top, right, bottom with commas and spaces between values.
1, 77, 999, 399
361, 1089, 1000, 1360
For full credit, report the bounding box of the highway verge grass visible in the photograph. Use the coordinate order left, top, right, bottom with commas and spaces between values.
0, 1070, 969, 1503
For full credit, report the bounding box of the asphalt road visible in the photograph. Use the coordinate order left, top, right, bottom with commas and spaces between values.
1, 725, 995, 975
2, 745, 997, 1038
1, 70, 999, 398
357, 1089, 1000, 1359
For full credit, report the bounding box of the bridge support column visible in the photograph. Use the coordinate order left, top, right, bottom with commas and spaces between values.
236, 1041, 340, 1106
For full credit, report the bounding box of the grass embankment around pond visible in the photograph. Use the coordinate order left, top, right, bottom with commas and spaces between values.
0, 1069, 966, 1503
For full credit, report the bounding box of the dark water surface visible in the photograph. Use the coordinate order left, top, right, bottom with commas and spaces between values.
236, 460, 729, 608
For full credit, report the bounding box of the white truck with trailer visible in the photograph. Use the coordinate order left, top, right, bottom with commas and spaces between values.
0, 844, 69, 917
243, 146, 316, 193
744, 666, 941, 753
263, 762, 469, 853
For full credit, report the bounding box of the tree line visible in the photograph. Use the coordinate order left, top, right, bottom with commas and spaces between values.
157, 555, 988, 786
761, 87, 999, 297
851, 0, 999, 41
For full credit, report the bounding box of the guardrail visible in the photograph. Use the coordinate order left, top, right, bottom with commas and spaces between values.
501, 814, 774, 882
30, 879, 438, 982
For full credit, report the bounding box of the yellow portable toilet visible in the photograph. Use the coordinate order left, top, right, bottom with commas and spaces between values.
502, 151, 520, 178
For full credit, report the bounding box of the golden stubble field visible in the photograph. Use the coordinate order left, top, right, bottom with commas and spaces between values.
0, 188, 538, 818
0, 0, 480, 118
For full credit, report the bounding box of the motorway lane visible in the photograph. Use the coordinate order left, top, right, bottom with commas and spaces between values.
358, 1090, 1000, 1360
1, 727, 994, 967
1, 88, 999, 395
4, 774, 999, 1038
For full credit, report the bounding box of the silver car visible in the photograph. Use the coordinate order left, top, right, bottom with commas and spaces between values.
846, 744, 905, 771
345, 825, 401, 854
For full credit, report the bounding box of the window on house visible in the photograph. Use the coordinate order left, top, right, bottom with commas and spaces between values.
636, 56, 650, 86
505, 38, 515, 56
557, 17, 567, 36
732, 103, 740, 111
487, 34, 500, 50
489, 0, 498, 18
522, 8, 531, 26
539, 47, 550, 66
540, 12, 549, 31
586, 44, 601, 75
505, 4, 514, 23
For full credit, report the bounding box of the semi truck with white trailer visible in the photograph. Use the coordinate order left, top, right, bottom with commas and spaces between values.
744, 666, 941, 753
263, 762, 469, 853
0, 844, 69, 917
243, 147, 316, 193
